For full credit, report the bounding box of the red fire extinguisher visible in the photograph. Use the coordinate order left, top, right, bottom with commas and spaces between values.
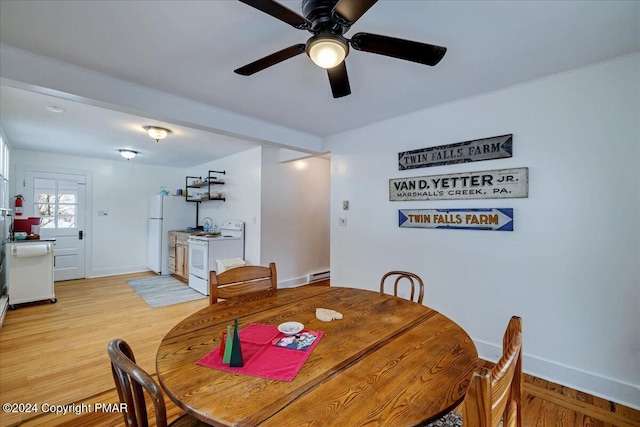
14, 194, 24, 216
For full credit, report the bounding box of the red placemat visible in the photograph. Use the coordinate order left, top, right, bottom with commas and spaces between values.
197, 323, 323, 381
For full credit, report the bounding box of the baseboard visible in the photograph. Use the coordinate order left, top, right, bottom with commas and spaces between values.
278, 276, 308, 289
475, 339, 640, 410
88, 266, 150, 278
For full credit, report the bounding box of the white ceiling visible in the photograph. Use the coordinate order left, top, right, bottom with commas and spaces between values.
1, 0, 638, 167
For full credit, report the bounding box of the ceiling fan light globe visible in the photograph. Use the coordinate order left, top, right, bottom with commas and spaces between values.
307, 39, 348, 69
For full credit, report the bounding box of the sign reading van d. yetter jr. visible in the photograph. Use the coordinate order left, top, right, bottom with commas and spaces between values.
389, 167, 528, 201
398, 134, 512, 170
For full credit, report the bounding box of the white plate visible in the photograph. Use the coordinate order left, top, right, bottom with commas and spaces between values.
278, 321, 304, 336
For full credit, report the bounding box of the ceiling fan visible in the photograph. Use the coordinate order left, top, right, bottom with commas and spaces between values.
234, 0, 447, 98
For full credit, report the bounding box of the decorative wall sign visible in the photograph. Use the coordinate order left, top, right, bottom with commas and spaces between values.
398, 208, 514, 231
398, 134, 512, 170
389, 167, 528, 201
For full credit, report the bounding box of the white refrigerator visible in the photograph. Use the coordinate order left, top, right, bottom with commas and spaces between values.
147, 195, 194, 275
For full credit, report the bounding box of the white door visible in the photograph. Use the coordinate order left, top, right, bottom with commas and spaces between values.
23, 170, 87, 281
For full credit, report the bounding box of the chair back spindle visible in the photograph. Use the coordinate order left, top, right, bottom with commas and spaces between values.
380, 271, 424, 304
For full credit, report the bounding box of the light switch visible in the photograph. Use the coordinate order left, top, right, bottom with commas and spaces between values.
343, 200, 349, 210
339, 217, 347, 226
98, 210, 108, 216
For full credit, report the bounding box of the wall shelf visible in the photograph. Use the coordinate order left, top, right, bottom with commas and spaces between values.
185, 170, 226, 227
185, 170, 226, 202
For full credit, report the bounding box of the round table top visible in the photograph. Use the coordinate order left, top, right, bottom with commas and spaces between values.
156, 286, 477, 427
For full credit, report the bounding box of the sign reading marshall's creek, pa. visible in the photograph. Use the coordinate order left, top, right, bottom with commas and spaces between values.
398, 134, 513, 170
389, 167, 528, 201
399, 208, 514, 232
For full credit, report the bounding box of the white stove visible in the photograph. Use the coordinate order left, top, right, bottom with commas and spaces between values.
188, 220, 244, 295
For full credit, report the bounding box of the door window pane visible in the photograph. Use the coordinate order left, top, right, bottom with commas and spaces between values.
58, 205, 76, 228
33, 178, 78, 229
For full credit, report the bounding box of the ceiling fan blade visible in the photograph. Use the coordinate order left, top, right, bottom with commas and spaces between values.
237, 0, 310, 29
333, 0, 378, 24
350, 32, 447, 66
235, 44, 306, 75
327, 62, 351, 98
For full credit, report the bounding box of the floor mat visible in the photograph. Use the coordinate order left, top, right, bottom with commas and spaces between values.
126, 275, 205, 308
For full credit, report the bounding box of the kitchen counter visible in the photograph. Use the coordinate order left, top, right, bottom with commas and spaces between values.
10, 237, 56, 242
172, 229, 220, 236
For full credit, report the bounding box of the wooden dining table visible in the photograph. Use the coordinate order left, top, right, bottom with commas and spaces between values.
156, 286, 478, 427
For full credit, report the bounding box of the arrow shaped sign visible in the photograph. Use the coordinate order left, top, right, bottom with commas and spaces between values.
398, 134, 513, 170
399, 208, 514, 231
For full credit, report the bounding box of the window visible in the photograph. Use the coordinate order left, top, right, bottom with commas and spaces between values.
34, 178, 78, 229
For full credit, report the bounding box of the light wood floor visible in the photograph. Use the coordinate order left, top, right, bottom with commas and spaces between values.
0, 273, 637, 427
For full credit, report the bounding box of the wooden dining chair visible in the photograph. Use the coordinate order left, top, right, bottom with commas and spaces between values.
209, 262, 277, 305
380, 271, 425, 304
107, 339, 208, 427
504, 400, 518, 427
424, 316, 523, 427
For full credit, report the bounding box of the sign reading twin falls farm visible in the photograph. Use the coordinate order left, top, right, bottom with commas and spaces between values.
399, 208, 514, 232
398, 134, 513, 170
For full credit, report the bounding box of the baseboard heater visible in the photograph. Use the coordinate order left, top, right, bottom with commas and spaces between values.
307, 271, 330, 283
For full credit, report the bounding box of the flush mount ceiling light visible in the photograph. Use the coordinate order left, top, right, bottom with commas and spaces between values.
119, 149, 138, 160
46, 105, 65, 113
143, 125, 172, 142
306, 33, 348, 69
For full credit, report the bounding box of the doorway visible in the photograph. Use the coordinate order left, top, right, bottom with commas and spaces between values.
17, 166, 90, 281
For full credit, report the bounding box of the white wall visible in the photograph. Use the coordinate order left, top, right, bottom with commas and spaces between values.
190, 146, 331, 287
187, 147, 262, 266
261, 148, 330, 287
325, 54, 640, 408
11, 149, 185, 277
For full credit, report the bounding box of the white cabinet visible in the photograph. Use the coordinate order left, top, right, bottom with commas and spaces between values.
6, 241, 55, 309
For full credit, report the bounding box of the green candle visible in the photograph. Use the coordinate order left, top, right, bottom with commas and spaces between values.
229, 318, 244, 367
222, 325, 233, 364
